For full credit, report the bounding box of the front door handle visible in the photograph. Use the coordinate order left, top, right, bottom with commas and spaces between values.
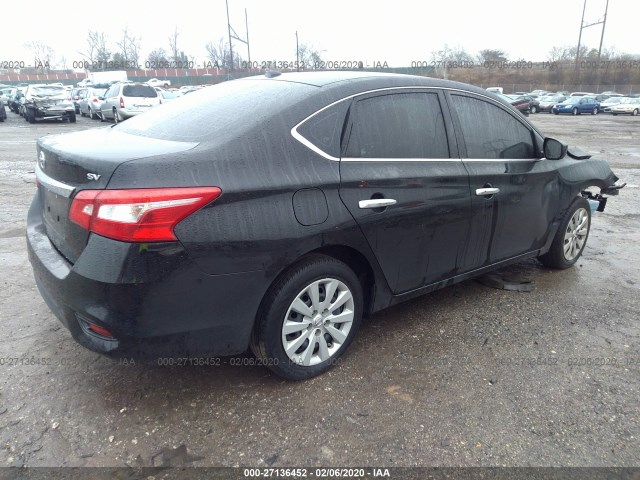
475, 187, 500, 196
358, 198, 397, 209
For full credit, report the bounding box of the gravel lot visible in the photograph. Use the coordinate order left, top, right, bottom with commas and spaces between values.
0, 109, 639, 469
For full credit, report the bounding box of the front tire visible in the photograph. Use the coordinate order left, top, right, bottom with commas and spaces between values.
530, 105, 537, 114
633, 109, 639, 116
539, 197, 591, 269
572, 107, 579, 116
250, 255, 363, 380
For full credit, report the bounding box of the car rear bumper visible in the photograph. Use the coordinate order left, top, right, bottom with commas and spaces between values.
26, 195, 268, 360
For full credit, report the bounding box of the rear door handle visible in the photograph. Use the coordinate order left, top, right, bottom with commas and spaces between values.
358, 198, 397, 209
475, 187, 500, 196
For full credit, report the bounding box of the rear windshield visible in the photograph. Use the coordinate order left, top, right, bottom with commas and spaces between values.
32, 86, 65, 95
122, 85, 158, 98
117, 79, 316, 142
91, 88, 107, 96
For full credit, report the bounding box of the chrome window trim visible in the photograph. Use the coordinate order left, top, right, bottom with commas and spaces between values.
36, 164, 75, 198
291, 85, 541, 162
341, 157, 540, 163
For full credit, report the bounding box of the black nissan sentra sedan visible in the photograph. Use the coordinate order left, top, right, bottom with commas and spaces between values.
27, 72, 624, 380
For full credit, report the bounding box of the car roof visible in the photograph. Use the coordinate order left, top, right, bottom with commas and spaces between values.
240, 71, 493, 97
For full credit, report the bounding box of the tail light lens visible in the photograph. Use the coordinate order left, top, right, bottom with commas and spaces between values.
119, 97, 124, 108
92, 98, 98, 103
69, 187, 222, 242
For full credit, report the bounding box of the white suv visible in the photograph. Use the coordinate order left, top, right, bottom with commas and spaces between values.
100, 82, 161, 123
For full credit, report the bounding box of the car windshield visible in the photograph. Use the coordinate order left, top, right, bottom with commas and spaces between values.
562, 97, 580, 104
117, 78, 315, 142
161, 91, 178, 99
122, 85, 158, 97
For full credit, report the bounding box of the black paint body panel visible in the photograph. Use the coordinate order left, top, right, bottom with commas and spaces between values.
26, 72, 621, 359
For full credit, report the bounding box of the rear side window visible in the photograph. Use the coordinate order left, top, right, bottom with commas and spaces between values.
450, 95, 536, 159
345, 92, 449, 158
296, 101, 350, 158
122, 85, 158, 98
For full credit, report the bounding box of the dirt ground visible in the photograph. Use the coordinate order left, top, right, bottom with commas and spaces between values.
0, 109, 639, 470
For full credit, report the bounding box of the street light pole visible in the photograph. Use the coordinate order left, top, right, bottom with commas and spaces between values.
296, 31, 299, 72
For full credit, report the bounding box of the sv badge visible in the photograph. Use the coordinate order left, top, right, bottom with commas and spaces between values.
86, 173, 102, 181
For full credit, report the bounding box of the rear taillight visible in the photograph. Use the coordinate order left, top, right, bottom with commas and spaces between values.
119, 97, 124, 108
69, 187, 222, 242
92, 98, 98, 103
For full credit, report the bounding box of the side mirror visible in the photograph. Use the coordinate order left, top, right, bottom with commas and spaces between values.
544, 137, 568, 160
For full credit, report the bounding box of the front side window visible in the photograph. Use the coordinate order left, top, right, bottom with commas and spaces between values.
345, 92, 449, 158
450, 95, 536, 159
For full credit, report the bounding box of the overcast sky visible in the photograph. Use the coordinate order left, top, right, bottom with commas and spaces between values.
4, 0, 637, 69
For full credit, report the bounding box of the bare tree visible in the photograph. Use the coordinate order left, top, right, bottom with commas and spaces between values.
169, 27, 181, 64
430, 44, 473, 78
91, 32, 111, 68
147, 48, 169, 66
115, 28, 141, 68
477, 49, 508, 64
25, 41, 54, 72
204, 38, 243, 69
297, 43, 324, 69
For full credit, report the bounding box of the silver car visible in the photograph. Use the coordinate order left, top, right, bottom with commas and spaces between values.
79, 87, 108, 119
100, 82, 160, 123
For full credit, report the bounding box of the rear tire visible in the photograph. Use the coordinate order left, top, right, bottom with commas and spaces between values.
633, 109, 639, 116
539, 197, 591, 269
89, 107, 98, 120
250, 255, 363, 380
26, 108, 35, 123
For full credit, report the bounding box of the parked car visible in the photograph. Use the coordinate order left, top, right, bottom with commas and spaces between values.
22, 84, 76, 123
0, 87, 17, 106
27, 72, 624, 380
179, 85, 204, 95
147, 78, 171, 88
557, 91, 570, 96
8, 90, 24, 113
71, 88, 87, 114
552, 96, 600, 115
569, 92, 593, 97
598, 97, 629, 113
100, 82, 161, 123
517, 94, 541, 113
538, 94, 567, 112
600, 91, 622, 97
79, 87, 108, 119
499, 93, 530, 115
610, 98, 640, 116
157, 90, 182, 102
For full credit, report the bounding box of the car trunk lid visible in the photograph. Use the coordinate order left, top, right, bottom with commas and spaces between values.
36, 127, 199, 263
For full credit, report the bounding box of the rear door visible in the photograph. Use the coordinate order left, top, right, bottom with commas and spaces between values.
446, 92, 558, 267
101, 84, 119, 119
338, 89, 472, 294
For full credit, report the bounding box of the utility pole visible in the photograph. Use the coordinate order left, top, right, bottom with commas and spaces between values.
598, 0, 610, 60
575, 0, 587, 70
245, 8, 250, 65
225, 0, 251, 72
575, 0, 610, 68
226, 0, 233, 71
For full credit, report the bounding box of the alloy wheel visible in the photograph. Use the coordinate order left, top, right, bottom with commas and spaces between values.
563, 207, 589, 261
281, 278, 354, 366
